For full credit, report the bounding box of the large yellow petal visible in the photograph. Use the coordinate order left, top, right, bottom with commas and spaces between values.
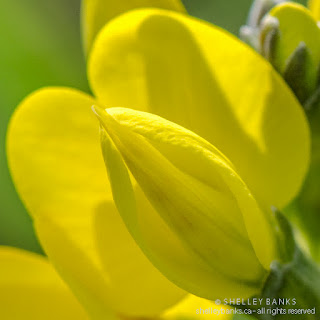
6, 87, 185, 318
0, 246, 88, 320
82, 0, 186, 54
89, 9, 310, 210
308, 0, 320, 20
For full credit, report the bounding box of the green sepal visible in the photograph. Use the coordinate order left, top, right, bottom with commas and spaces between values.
283, 42, 310, 104
260, 16, 280, 65
292, 88, 320, 261
303, 81, 320, 114
233, 214, 320, 319
272, 209, 296, 264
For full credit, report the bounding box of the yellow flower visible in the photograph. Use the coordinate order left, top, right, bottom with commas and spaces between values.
0, 245, 229, 319
6, 2, 310, 319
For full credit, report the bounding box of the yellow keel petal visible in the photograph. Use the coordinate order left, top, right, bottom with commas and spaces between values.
95, 106, 272, 300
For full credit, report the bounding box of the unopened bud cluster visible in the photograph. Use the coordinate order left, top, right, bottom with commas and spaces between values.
241, 0, 320, 111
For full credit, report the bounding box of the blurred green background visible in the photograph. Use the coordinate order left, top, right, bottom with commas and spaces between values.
0, 0, 307, 254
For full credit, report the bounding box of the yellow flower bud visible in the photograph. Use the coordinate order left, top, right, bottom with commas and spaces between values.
93, 106, 279, 300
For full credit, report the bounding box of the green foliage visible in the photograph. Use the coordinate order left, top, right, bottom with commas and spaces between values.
183, 0, 307, 35
0, 0, 88, 253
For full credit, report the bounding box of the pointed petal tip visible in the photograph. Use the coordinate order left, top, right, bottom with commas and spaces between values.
91, 105, 106, 118
92, 105, 112, 131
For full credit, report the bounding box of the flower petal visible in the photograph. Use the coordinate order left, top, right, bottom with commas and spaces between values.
82, 0, 186, 54
308, 0, 320, 21
0, 246, 88, 319
96, 106, 272, 300
6, 87, 185, 317
88, 8, 310, 210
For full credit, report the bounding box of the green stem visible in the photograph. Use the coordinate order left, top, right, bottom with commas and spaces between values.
243, 248, 320, 319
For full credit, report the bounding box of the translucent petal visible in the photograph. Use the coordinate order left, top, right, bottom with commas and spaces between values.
0, 246, 88, 320
88, 9, 310, 210
6, 87, 186, 317
82, 0, 186, 54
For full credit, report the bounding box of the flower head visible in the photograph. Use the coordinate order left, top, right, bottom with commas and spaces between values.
6, 3, 310, 318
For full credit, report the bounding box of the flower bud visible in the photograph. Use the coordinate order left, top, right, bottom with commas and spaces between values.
259, 15, 279, 63
260, 3, 320, 104
265, 3, 320, 102
92, 106, 279, 300
240, 0, 283, 50
242, 2, 320, 104
247, 0, 284, 29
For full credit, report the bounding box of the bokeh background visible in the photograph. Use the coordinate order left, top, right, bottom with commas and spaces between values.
0, 0, 308, 254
